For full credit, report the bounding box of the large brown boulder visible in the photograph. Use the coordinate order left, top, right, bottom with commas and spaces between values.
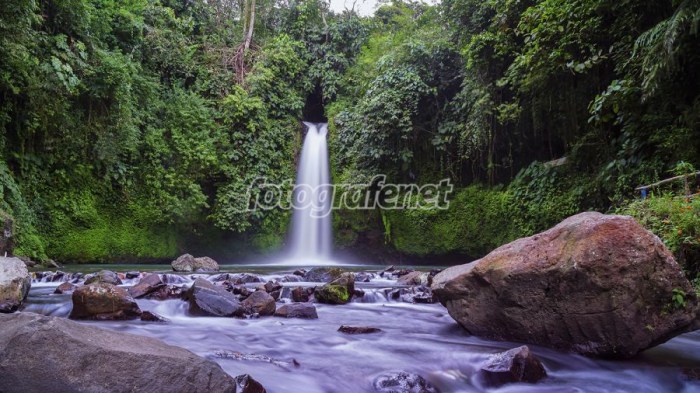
0, 312, 237, 392
0, 257, 31, 313
432, 212, 700, 358
70, 283, 142, 320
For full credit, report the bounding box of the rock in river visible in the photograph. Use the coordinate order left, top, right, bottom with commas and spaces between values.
242, 290, 276, 316
171, 253, 220, 272
291, 286, 310, 302
303, 267, 344, 282
53, 282, 76, 294
70, 283, 142, 320
373, 371, 438, 393
478, 346, 546, 386
0, 312, 238, 392
141, 310, 169, 322
315, 273, 355, 305
432, 212, 700, 358
338, 325, 382, 334
274, 303, 318, 319
84, 269, 122, 285
129, 273, 165, 298
396, 271, 429, 286
0, 257, 31, 313
186, 278, 244, 317
235, 374, 267, 393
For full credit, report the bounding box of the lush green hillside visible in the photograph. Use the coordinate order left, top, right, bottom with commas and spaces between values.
0, 0, 698, 266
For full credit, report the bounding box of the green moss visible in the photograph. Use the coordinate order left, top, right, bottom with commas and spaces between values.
384, 185, 523, 257
50, 222, 177, 263
44, 188, 178, 263
315, 285, 350, 304
0, 162, 47, 261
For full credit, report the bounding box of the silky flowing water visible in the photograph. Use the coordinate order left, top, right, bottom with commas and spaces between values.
23, 266, 700, 393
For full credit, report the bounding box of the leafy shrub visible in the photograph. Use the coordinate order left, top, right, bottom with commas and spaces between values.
620, 194, 700, 278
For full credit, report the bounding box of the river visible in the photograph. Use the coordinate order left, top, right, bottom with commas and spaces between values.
23, 265, 700, 393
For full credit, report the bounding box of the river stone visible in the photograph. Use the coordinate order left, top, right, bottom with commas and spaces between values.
315, 284, 350, 304
332, 272, 355, 294
186, 278, 244, 317
129, 273, 165, 298
141, 310, 169, 322
432, 212, 700, 358
84, 270, 122, 285
171, 254, 220, 272
479, 346, 546, 386
193, 256, 220, 272
54, 282, 76, 294
279, 274, 302, 283
0, 312, 237, 392
303, 267, 344, 282
230, 273, 263, 284
70, 283, 142, 320
292, 286, 310, 302
242, 290, 276, 316
397, 271, 429, 286
0, 257, 31, 313
373, 371, 438, 393
338, 325, 382, 334
274, 303, 318, 319
263, 280, 282, 293
235, 374, 267, 393
145, 284, 184, 300
315, 272, 355, 305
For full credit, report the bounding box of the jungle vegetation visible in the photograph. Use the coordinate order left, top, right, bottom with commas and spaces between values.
0, 0, 698, 272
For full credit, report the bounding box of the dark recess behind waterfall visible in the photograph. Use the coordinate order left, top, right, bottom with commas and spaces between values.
303, 84, 327, 123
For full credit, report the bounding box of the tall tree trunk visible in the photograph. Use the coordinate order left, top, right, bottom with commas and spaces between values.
244, 0, 255, 51
241, 0, 248, 38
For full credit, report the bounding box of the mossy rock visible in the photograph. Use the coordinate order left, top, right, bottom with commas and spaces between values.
315, 285, 350, 304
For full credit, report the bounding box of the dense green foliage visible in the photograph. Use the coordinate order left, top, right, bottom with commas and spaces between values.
1, 0, 698, 264
330, 0, 700, 261
0, 0, 366, 261
621, 188, 700, 279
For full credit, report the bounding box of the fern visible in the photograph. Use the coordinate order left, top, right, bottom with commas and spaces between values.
633, 0, 700, 97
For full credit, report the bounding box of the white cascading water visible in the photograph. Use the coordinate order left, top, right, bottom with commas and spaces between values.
284, 122, 333, 265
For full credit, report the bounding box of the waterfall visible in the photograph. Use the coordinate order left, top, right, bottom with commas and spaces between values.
285, 122, 333, 265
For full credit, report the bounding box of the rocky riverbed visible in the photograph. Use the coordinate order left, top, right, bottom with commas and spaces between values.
3, 213, 700, 392
6, 264, 700, 392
